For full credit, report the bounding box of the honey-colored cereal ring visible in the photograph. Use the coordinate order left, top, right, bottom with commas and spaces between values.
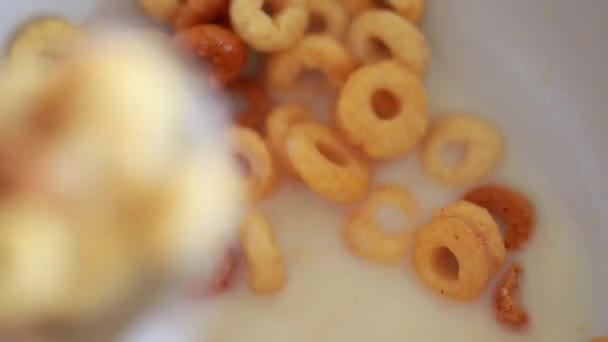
266, 34, 356, 90
464, 184, 535, 251
285, 122, 369, 203
229, 127, 276, 200
348, 9, 430, 75
240, 210, 286, 294
307, 0, 349, 38
336, 60, 428, 159
386, 0, 425, 23
266, 105, 313, 177
174, 0, 229, 29
230, 0, 309, 52
344, 184, 418, 264
229, 78, 272, 133
138, 0, 183, 24
420, 114, 504, 186
494, 263, 529, 329
433, 200, 505, 274
174, 24, 247, 84
412, 217, 490, 301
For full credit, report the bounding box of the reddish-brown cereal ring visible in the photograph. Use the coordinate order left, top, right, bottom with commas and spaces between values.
494, 263, 529, 329
433, 200, 505, 275
464, 184, 535, 251
266, 105, 314, 177
307, 0, 349, 38
412, 217, 490, 301
230, 0, 309, 52
285, 122, 370, 203
174, 0, 229, 29
344, 184, 419, 264
174, 24, 247, 84
228, 78, 272, 133
348, 9, 430, 75
266, 34, 356, 91
336, 60, 428, 159
420, 114, 504, 186
228, 127, 277, 200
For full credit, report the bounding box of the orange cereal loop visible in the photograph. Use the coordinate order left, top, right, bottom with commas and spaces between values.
174, 24, 247, 84
336, 60, 428, 159
590, 338, 608, 342
285, 122, 370, 203
307, 0, 349, 38
464, 184, 535, 251
266, 105, 313, 177
348, 9, 430, 75
138, 0, 184, 24
229, 78, 273, 133
266, 34, 356, 91
433, 200, 505, 275
229, 127, 276, 200
494, 263, 529, 329
344, 184, 419, 264
240, 210, 286, 294
230, 0, 309, 52
339, 0, 373, 16
420, 114, 504, 186
174, 0, 229, 29
412, 217, 490, 301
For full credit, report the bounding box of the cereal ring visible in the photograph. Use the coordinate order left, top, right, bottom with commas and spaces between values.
591, 338, 608, 342
175, 0, 229, 29
412, 217, 490, 301
344, 184, 419, 264
420, 114, 504, 186
336, 60, 428, 159
338, 0, 373, 16
494, 263, 529, 329
433, 200, 505, 274
464, 184, 535, 251
385, 0, 425, 23
229, 127, 276, 200
9, 17, 83, 70
266, 104, 313, 177
285, 122, 370, 203
348, 9, 430, 75
307, 0, 348, 38
174, 24, 247, 84
229, 78, 273, 133
138, 0, 183, 24
230, 0, 309, 52
266, 34, 356, 90
240, 210, 286, 294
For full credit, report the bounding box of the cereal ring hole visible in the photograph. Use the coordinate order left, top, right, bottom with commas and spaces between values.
235, 153, 254, 177
369, 37, 392, 61
262, 0, 285, 17
307, 13, 327, 34
439, 141, 467, 167
432, 247, 460, 281
371, 89, 401, 119
374, 204, 410, 233
315, 141, 348, 167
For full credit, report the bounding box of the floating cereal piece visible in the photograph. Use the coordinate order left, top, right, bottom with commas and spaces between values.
229, 127, 276, 200
433, 200, 505, 274
336, 60, 428, 159
230, 0, 309, 52
494, 263, 529, 329
307, 0, 348, 38
285, 122, 370, 203
266, 104, 314, 177
464, 184, 535, 251
412, 217, 490, 301
229, 78, 272, 133
240, 210, 286, 294
348, 9, 430, 75
344, 184, 419, 264
174, 24, 247, 84
385, 0, 425, 23
175, 0, 229, 29
420, 114, 504, 186
138, 0, 183, 24
266, 34, 356, 90
9, 17, 83, 70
